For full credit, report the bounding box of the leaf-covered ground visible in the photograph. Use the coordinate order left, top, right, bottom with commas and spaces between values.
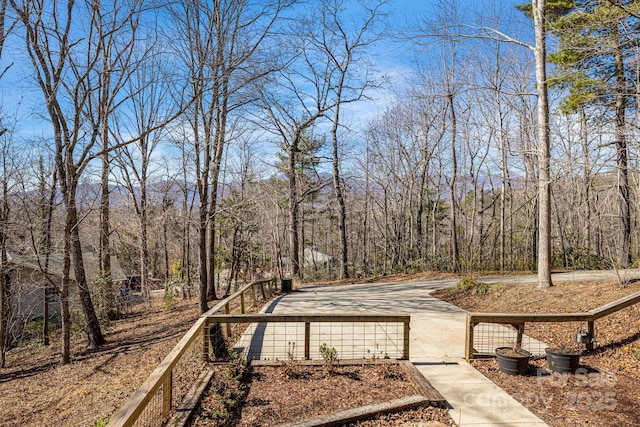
7, 272, 636, 426
0, 275, 457, 427
433, 279, 640, 426
190, 362, 456, 427
0, 294, 201, 427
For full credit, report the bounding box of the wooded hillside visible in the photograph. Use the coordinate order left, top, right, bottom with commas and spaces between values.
0, 0, 639, 362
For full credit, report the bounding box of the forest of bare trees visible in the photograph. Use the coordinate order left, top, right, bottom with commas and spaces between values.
0, 0, 639, 363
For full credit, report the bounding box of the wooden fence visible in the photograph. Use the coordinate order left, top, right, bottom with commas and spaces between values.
465, 289, 640, 360
209, 314, 411, 361
106, 278, 278, 427
107, 280, 411, 427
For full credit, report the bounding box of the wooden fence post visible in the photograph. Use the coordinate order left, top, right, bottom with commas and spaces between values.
465, 315, 474, 361
240, 292, 246, 314
304, 322, 311, 360
587, 320, 595, 351
403, 320, 410, 360
202, 324, 210, 361
225, 303, 231, 336
515, 323, 525, 350
162, 372, 172, 418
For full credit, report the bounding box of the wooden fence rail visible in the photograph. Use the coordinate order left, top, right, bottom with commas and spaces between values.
107, 280, 410, 427
107, 278, 278, 427
465, 289, 640, 360
207, 314, 411, 361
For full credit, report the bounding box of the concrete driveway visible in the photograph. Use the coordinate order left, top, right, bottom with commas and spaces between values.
248, 270, 640, 426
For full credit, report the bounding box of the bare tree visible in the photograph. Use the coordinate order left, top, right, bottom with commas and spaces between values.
112, 43, 174, 302
459, 0, 553, 283
307, 0, 385, 279
90, 0, 144, 288
0, 0, 11, 368
0, 132, 20, 367
10, 0, 158, 360
12, 0, 101, 356
169, 0, 292, 313
255, 31, 337, 278
414, 0, 473, 272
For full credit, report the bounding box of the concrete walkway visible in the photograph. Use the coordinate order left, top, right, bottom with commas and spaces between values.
264, 278, 544, 426
246, 270, 640, 426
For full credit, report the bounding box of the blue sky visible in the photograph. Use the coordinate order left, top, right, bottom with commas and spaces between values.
0, 0, 536, 180
340, 0, 535, 129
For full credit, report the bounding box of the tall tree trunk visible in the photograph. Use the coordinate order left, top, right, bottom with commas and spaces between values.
580, 107, 592, 255
68, 185, 105, 348
0, 186, 8, 368
206, 85, 228, 301
61, 221, 71, 364
330, 100, 349, 279
99, 129, 114, 319
447, 94, 459, 272
181, 155, 192, 299
100, 152, 111, 277
140, 167, 150, 302
194, 104, 211, 313
206, 161, 223, 300
416, 158, 428, 264
163, 198, 170, 282
533, 0, 553, 288
499, 96, 507, 273
288, 143, 301, 278
363, 147, 371, 272
38, 158, 57, 346
613, 33, 631, 267
198, 202, 209, 313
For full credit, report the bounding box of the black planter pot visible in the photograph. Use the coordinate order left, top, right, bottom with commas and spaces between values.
495, 347, 531, 376
546, 348, 581, 374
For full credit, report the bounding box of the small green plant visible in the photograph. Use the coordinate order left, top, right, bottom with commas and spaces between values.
283, 342, 302, 379
319, 343, 338, 377
206, 348, 251, 424
92, 416, 110, 427
473, 283, 488, 295
455, 275, 479, 291
227, 349, 248, 380
454, 275, 492, 295
69, 307, 87, 338
22, 317, 60, 343
89, 273, 117, 323
163, 288, 176, 311
368, 343, 389, 360
491, 283, 504, 292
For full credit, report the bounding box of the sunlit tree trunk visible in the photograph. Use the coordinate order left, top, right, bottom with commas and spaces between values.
533, 0, 553, 289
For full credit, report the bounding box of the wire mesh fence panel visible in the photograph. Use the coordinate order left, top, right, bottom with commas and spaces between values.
130, 386, 164, 427
472, 322, 547, 357
108, 280, 279, 427
234, 322, 305, 361
171, 334, 206, 410
230, 319, 406, 361
309, 322, 404, 360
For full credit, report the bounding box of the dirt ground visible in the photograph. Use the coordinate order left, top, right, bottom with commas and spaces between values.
433, 278, 640, 427
5, 272, 638, 427
0, 274, 455, 427
190, 362, 455, 427
0, 294, 201, 427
